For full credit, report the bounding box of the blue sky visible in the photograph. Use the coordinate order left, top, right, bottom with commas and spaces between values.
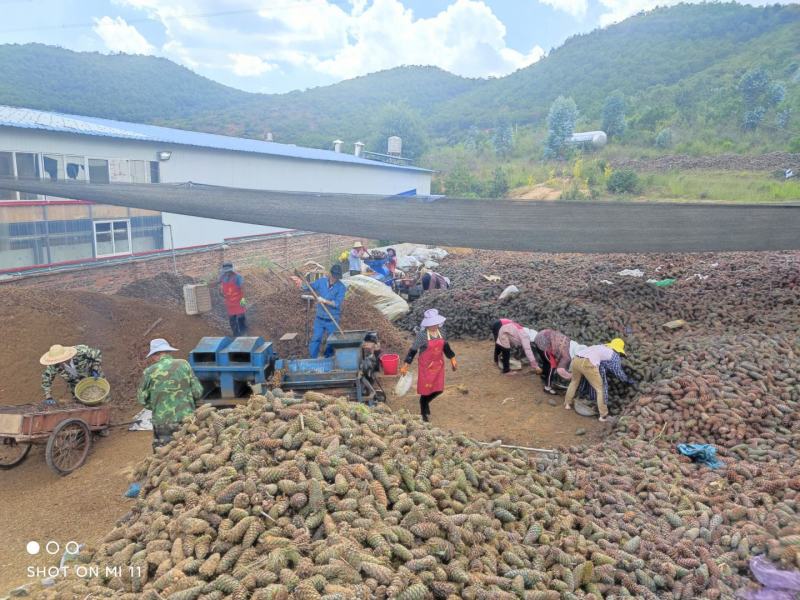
0, 0, 778, 94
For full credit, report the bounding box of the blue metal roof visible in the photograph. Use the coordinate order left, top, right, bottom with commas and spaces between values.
0, 105, 431, 173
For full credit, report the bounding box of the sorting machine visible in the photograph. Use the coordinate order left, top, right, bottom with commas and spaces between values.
189, 330, 384, 407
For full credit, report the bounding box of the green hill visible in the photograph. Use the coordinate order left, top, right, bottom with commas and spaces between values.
435, 3, 800, 127
0, 43, 253, 123
177, 66, 484, 149
0, 3, 798, 155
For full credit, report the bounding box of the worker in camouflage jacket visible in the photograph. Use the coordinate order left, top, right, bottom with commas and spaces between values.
137, 338, 203, 450
40, 343, 103, 405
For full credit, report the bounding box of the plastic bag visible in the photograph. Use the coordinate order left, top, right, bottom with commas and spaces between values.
345, 275, 410, 321
752, 556, 800, 590
618, 269, 644, 277
648, 278, 676, 287
498, 285, 520, 300
394, 373, 413, 397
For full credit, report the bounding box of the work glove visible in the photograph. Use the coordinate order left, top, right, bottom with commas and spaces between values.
240, 298, 248, 307
91, 370, 100, 379
450, 358, 458, 371
400, 364, 409, 376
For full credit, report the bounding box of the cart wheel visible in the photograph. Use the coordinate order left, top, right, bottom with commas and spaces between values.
0, 438, 32, 469
45, 418, 92, 475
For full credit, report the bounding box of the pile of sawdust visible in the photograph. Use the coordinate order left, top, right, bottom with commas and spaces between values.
0, 287, 225, 418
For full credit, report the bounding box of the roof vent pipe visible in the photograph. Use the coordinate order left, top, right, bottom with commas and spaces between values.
333, 139, 343, 153
354, 141, 365, 157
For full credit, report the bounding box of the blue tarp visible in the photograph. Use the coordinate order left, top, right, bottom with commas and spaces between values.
677, 443, 725, 469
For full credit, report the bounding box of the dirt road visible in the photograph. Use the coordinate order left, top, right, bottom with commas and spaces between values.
0, 429, 151, 592
384, 340, 605, 449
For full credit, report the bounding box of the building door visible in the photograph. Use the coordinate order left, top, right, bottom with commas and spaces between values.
93, 219, 132, 257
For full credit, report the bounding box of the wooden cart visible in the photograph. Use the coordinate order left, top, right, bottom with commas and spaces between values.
0, 404, 110, 475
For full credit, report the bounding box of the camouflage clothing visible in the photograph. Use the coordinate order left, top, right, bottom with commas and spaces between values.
137, 355, 203, 428
41, 344, 103, 399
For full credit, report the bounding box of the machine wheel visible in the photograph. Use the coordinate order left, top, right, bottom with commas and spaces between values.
0, 438, 32, 469
45, 419, 91, 475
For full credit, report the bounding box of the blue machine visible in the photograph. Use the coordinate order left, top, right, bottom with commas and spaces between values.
363, 258, 393, 286
189, 336, 275, 403
189, 331, 384, 406
275, 330, 381, 403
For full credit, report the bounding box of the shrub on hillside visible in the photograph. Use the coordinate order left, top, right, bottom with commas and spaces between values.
655, 128, 673, 149
607, 169, 640, 194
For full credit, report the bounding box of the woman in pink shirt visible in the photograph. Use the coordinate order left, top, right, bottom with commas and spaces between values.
492, 319, 541, 375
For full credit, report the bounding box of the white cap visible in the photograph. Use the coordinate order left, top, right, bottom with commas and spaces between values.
147, 338, 178, 357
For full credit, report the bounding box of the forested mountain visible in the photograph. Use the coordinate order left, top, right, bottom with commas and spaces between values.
1, 3, 798, 153
0, 44, 252, 123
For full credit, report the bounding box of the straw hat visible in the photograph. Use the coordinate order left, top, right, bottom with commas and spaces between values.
420, 308, 446, 328
40, 344, 77, 366
353, 241, 363, 248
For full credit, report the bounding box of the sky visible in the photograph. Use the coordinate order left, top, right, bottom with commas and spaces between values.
0, 0, 790, 94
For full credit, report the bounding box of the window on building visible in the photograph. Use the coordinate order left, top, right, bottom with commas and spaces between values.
93, 219, 131, 257
88, 159, 110, 183
149, 161, 160, 183
109, 158, 131, 182
15, 153, 40, 179
15, 153, 40, 200
65, 156, 86, 180
130, 160, 148, 183
0, 152, 15, 200
42, 154, 64, 180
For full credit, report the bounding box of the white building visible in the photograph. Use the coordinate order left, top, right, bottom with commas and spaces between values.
0, 105, 431, 270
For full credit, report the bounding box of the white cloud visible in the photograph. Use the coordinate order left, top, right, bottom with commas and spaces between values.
597, 0, 662, 25
229, 53, 276, 76
538, 0, 588, 18
114, 0, 544, 86
92, 16, 154, 54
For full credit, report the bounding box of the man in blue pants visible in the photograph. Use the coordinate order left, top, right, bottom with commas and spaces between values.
307, 264, 347, 358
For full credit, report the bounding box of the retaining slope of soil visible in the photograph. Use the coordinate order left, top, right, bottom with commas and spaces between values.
0, 287, 225, 416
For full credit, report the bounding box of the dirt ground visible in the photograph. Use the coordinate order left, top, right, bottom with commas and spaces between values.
0, 429, 151, 592
509, 183, 563, 201
384, 340, 605, 449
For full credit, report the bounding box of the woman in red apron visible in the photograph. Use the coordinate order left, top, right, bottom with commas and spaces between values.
400, 309, 457, 422
219, 262, 247, 337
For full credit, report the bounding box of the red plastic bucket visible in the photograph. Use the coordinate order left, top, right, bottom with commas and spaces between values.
380, 353, 400, 375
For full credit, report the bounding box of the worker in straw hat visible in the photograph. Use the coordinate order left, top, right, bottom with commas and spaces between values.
564, 338, 632, 422
400, 309, 457, 422
137, 338, 203, 450
40, 343, 103, 406
348, 241, 369, 276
